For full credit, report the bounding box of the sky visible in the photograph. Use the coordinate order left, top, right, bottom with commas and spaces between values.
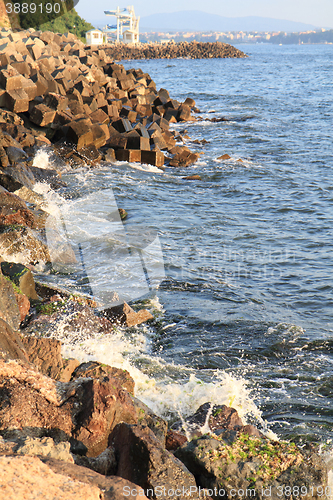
76, 0, 333, 29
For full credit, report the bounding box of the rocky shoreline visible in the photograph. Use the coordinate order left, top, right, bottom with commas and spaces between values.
101, 41, 247, 60
0, 28, 331, 499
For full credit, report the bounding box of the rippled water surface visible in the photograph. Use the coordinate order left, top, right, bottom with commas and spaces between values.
41, 44, 333, 442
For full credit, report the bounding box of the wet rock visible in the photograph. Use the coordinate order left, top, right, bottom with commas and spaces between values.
118, 208, 127, 220
66, 118, 94, 150
166, 430, 188, 451
175, 434, 328, 500
217, 153, 231, 160
141, 149, 165, 168
172, 403, 244, 438
0, 225, 50, 266
103, 301, 154, 327
71, 361, 135, 395
5, 146, 28, 164
132, 397, 168, 446
109, 423, 199, 499
0, 261, 38, 299
24, 299, 115, 342
169, 150, 200, 167
3, 163, 35, 191
0, 204, 36, 228
182, 175, 202, 181
116, 149, 141, 163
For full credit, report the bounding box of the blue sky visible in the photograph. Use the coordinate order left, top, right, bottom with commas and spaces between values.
76, 0, 333, 28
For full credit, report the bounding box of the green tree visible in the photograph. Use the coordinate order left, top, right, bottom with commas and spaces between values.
39, 7, 94, 41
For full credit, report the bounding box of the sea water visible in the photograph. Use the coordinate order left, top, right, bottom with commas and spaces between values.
31, 44, 333, 445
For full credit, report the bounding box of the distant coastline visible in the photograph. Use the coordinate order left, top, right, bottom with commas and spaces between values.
138, 28, 333, 45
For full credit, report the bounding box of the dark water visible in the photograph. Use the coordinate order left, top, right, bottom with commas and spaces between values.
46, 44, 333, 443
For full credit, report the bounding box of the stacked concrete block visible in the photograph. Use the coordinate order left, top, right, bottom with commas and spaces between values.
0, 30, 202, 169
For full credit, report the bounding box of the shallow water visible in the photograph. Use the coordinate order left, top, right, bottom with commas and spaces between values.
32, 44, 333, 444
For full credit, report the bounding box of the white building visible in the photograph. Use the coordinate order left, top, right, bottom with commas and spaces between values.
85, 29, 106, 45
104, 6, 140, 44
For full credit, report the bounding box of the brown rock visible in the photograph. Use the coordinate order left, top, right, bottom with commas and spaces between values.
109, 423, 198, 498
217, 153, 231, 160
71, 361, 135, 395
0, 359, 138, 456
0, 319, 29, 362
182, 175, 202, 181
0, 225, 50, 266
0, 262, 38, 299
166, 429, 188, 451
0, 275, 21, 331
0, 455, 102, 500
169, 150, 200, 168
40, 457, 149, 500
0, 206, 36, 228
58, 358, 80, 383
73, 377, 138, 457
15, 292, 30, 323
21, 336, 64, 380
103, 302, 153, 327
172, 403, 244, 438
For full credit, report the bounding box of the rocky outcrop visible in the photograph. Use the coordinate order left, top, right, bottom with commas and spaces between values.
0, 359, 138, 456
102, 41, 247, 60
175, 433, 328, 500
171, 402, 261, 439
109, 423, 199, 499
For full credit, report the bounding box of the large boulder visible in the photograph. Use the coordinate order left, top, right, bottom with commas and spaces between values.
171, 403, 260, 440
109, 423, 199, 499
175, 433, 328, 500
0, 455, 102, 500
0, 359, 138, 456
0, 225, 50, 266
71, 361, 135, 395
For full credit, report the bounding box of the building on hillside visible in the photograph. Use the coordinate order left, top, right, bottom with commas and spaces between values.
85, 29, 106, 45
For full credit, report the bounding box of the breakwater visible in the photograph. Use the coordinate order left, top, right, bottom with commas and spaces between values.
101, 40, 247, 60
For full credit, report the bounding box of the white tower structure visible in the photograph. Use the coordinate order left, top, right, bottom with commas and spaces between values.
104, 6, 140, 44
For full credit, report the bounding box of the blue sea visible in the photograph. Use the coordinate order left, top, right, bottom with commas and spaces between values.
36, 43, 333, 445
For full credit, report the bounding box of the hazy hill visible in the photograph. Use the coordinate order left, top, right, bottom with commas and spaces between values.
140, 10, 320, 33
